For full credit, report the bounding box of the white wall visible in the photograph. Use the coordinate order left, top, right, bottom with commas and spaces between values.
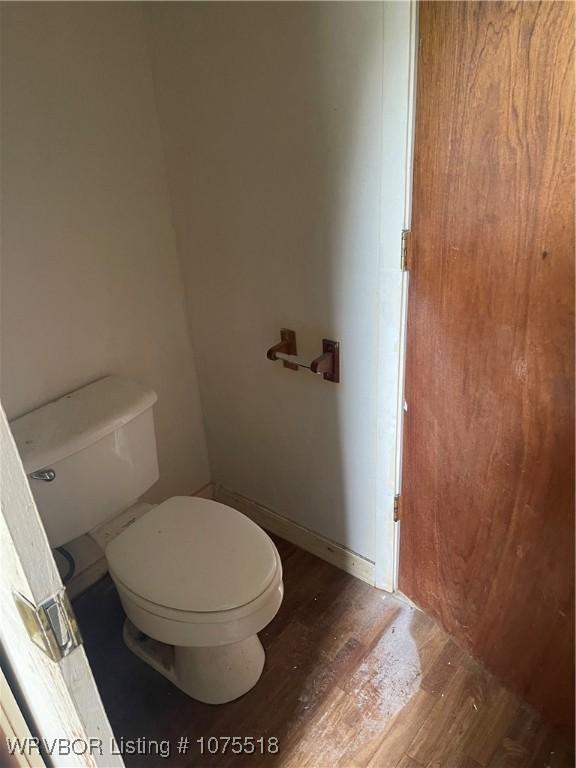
0, 3, 210, 502
145, 2, 413, 565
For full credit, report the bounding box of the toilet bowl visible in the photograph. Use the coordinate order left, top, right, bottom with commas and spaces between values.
105, 495, 284, 704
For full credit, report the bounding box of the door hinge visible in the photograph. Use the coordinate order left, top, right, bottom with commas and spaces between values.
14, 588, 82, 662
401, 230, 410, 271
393, 493, 402, 522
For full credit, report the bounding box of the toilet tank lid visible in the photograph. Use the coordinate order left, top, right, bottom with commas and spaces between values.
9, 376, 157, 474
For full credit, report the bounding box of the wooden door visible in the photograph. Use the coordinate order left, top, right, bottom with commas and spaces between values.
400, 1, 574, 731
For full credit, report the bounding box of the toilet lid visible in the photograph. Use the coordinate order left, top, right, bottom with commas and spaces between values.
105, 497, 278, 613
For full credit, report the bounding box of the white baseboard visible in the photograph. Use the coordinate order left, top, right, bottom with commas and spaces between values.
214, 486, 376, 587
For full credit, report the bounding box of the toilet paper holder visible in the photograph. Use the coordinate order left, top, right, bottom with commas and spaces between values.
266, 329, 340, 384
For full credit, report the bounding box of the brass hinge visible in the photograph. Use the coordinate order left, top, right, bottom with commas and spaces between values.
14, 588, 82, 662
393, 493, 402, 522
401, 230, 410, 271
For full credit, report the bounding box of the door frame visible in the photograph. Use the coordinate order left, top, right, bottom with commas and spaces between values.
374, 0, 418, 591
0, 404, 123, 767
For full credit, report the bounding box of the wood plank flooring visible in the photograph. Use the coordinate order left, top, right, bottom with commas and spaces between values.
73, 538, 572, 767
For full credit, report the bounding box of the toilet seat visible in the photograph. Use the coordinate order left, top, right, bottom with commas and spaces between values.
105, 496, 279, 613
109, 548, 282, 625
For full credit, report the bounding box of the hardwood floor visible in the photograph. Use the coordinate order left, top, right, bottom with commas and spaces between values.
73, 538, 572, 767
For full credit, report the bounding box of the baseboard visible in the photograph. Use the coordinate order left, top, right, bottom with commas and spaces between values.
66, 556, 108, 600
214, 486, 376, 587
193, 482, 214, 500
67, 482, 376, 597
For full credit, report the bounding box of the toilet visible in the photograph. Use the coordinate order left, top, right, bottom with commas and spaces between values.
106, 496, 283, 703
10, 376, 283, 704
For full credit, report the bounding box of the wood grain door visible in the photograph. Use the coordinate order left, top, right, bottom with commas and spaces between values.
400, 1, 574, 731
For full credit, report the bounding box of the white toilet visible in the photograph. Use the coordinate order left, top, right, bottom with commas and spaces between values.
10, 376, 284, 704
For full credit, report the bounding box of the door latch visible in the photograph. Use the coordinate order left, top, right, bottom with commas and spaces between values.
14, 589, 82, 662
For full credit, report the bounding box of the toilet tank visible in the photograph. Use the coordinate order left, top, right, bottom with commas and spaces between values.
10, 376, 159, 548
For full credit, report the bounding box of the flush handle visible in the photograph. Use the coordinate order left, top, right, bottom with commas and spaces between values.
30, 468, 56, 482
